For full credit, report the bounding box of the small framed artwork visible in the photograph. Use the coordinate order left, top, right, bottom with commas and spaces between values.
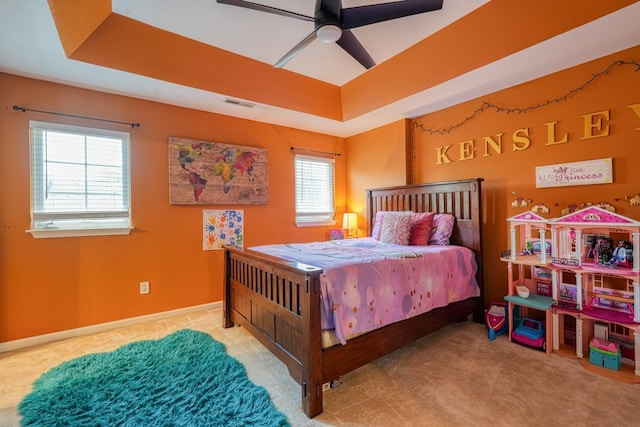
537, 282, 551, 297
535, 158, 612, 188
558, 283, 584, 308
532, 266, 552, 280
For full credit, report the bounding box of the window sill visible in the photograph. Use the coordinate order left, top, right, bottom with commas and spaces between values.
295, 220, 337, 228
27, 227, 134, 239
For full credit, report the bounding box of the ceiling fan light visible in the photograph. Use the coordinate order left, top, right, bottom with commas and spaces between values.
316, 25, 342, 43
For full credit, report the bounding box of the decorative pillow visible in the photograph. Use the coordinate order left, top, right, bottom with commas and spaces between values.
379, 212, 414, 245
409, 212, 435, 246
371, 211, 387, 240
429, 213, 455, 245
372, 211, 413, 240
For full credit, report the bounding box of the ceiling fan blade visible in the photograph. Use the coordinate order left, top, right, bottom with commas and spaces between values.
341, 0, 444, 29
336, 29, 375, 69
274, 31, 318, 68
216, 0, 314, 22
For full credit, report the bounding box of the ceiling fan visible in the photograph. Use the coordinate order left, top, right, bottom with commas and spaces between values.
217, 0, 444, 69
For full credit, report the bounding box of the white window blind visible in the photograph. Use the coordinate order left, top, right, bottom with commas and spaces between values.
29, 120, 132, 238
295, 154, 335, 224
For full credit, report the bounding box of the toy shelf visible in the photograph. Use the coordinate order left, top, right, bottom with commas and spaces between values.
502, 206, 640, 381
504, 294, 553, 353
505, 294, 553, 310
500, 255, 551, 266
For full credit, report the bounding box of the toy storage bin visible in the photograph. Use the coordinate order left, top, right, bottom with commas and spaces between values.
589, 338, 621, 371
485, 302, 507, 341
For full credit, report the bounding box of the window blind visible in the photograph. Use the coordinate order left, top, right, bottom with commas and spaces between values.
294, 154, 335, 223
30, 120, 131, 233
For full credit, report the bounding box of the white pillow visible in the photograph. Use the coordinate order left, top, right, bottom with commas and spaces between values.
379, 212, 413, 245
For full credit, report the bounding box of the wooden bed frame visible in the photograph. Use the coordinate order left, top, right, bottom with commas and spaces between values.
223, 178, 484, 417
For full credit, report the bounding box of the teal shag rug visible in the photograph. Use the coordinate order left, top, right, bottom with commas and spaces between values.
19, 329, 290, 426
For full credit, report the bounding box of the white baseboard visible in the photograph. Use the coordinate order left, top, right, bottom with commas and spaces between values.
0, 302, 221, 353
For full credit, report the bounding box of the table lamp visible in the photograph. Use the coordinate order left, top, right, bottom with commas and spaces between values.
342, 213, 358, 238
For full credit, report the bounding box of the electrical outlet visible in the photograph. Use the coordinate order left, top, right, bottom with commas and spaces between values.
140, 281, 150, 295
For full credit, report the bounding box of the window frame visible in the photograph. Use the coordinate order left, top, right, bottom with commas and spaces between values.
28, 120, 133, 239
294, 153, 336, 227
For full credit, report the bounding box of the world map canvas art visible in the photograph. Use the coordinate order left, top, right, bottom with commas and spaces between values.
169, 137, 268, 204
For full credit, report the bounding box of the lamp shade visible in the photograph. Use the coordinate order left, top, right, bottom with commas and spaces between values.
342, 213, 357, 230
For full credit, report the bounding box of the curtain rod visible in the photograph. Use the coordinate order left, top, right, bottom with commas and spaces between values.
290, 146, 340, 157
13, 105, 141, 128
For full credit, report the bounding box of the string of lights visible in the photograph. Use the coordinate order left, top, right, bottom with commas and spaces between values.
413, 59, 640, 135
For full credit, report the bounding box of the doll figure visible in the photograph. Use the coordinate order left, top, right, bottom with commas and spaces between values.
606, 240, 632, 267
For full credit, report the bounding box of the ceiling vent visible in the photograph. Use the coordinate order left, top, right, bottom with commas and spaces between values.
224, 98, 256, 108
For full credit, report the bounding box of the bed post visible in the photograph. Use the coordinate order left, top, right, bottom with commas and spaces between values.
301, 273, 324, 417
470, 178, 484, 323
222, 248, 233, 328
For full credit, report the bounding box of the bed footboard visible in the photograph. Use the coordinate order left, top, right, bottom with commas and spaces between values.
223, 246, 324, 417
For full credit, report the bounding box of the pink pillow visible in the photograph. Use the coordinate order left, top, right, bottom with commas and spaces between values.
409, 212, 435, 245
429, 214, 455, 245
379, 212, 413, 245
371, 211, 387, 240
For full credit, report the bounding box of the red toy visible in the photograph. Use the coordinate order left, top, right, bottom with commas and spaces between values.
486, 302, 507, 341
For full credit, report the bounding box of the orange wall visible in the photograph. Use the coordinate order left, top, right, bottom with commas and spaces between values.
347, 46, 640, 307
0, 73, 346, 342
413, 46, 640, 306
345, 119, 410, 236
3, 45, 639, 343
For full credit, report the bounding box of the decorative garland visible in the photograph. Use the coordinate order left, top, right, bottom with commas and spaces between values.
413, 59, 640, 135
412, 57, 640, 211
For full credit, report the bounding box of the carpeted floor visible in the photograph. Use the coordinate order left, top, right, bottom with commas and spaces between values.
1, 308, 639, 426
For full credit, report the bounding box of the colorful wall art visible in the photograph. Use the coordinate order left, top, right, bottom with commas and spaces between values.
169, 137, 268, 204
203, 209, 244, 250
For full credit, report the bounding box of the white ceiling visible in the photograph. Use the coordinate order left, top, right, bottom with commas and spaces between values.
112, 0, 488, 86
1, 1, 639, 137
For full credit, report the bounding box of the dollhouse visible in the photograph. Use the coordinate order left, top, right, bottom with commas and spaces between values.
501, 211, 554, 354
501, 206, 640, 382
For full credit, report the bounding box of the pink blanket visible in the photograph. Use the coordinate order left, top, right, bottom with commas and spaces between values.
251, 238, 480, 344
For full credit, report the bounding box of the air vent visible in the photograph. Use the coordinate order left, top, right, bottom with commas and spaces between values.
224, 98, 256, 108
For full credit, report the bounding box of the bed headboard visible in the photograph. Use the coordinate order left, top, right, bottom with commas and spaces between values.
366, 178, 484, 300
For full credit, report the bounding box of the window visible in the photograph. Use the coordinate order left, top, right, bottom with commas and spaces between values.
294, 154, 335, 226
29, 121, 132, 238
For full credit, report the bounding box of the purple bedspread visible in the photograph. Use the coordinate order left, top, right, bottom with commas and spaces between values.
251, 238, 480, 344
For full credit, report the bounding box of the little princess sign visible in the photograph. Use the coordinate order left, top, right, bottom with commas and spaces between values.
535, 158, 612, 188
